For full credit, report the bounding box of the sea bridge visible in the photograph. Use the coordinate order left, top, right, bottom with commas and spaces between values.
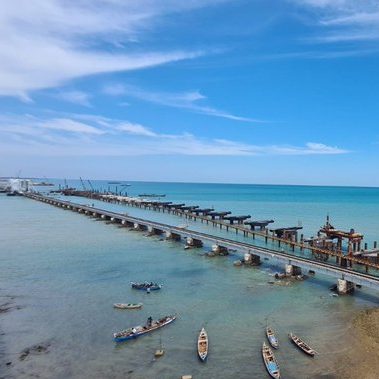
25, 193, 379, 293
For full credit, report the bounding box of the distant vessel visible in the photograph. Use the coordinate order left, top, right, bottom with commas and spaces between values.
262, 342, 280, 379
113, 303, 143, 309
138, 193, 166, 198
289, 333, 316, 356
197, 328, 208, 361
113, 315, 176, 342
131, 282, 162, 291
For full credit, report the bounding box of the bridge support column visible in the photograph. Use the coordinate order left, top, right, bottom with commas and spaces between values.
211, 244, 228, 255
166, 231, 181, 241
186, 237, 203, 248
285, 264, 301, 277
337, 279, 355, 295
147, 226, 164, 236
244, 252, 260, 266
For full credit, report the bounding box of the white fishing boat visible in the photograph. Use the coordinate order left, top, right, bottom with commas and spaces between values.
113, 303, 143, 309
197, 328, 208, 361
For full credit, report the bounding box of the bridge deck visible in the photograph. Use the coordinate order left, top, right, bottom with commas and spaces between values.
25, 193, 379, 291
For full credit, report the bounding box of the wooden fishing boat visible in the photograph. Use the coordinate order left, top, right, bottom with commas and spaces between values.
131, 282, 162, 291
113, 315, 176, 342
197, 328, 208, 361
113, 303, 143, 309
262, 342, 280, 379
289, 333, 316, 356
266, 327, 279, 349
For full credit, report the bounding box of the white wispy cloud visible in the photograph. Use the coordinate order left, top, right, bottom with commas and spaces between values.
117, 122, 157, 137
0, 0, 224, 100
292, 1, 379, 43
103, 84, 261, 122
0, 113, 348, 157
55, 91, 92, 107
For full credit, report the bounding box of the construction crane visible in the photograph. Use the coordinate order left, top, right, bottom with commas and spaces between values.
87, 179, 95, 192
79, 177, 87, 191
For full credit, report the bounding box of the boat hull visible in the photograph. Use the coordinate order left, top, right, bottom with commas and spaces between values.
289, 333, 315, 356
113, 303, 143, 309
131, 282, 162, 291
262, 343, 280, 379
113, 316, 176, 343
197, 328, 208, 362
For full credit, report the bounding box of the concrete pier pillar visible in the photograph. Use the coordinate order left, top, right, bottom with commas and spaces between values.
244, 253, 260, 265
337, 279, 355, 295
211, 244, 228, 255
285, 264, 301, 276
165, 231, 181, 241
186, 237, 203, 247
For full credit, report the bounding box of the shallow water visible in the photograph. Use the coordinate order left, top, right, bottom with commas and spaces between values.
1, 183, 379, 378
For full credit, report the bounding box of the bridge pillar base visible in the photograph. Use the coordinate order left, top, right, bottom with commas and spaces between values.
147, 226, 164, 236
337, 279, 355, 295
285, 264, 302, 277
244, 253, 260, 266
211, 244, 228, 255
166, 231, 181, 241
186, 237, 203, 247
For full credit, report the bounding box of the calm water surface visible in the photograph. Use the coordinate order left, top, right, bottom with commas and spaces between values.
1, 182, 379, 378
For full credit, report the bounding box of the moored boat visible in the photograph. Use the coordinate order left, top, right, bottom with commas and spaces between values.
266, 327, 279, 349
113, 315, 176, 342
289, 333, 316, 356
131, 282, 162, 291
262, 342, 280, 379
197, 328, 208, 361
113, 303, 143, 309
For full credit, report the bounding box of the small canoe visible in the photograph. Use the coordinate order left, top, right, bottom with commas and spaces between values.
289, 333, 316, 356
131, 282, 162, 291
197, 328, 208, 362
113, 315, 176, 342
113, 303, 143, 309
266, 327, 279, 349
262, 342, 280, 379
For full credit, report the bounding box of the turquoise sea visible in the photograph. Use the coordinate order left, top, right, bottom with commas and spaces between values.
1, 181, 379, 379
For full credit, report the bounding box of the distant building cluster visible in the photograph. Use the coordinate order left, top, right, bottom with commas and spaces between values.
0, 178, 31, 194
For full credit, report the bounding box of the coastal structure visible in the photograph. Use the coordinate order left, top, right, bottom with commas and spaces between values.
23, 193, 379, 294
0, 178, 31, 193
49, 188, 379, 276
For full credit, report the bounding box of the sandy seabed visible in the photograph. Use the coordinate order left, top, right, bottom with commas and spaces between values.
335, 308, 379, 379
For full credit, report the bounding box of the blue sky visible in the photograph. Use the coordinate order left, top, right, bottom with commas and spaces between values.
1, 0, 379, 185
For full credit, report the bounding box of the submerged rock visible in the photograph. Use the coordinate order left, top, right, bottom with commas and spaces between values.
19, 342, 51, 361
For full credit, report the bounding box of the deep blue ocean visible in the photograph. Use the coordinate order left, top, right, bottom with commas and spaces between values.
1, 181, 379, 378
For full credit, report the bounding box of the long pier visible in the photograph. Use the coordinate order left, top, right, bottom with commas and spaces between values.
25, 193, 379, 292
91, 194, 379, 272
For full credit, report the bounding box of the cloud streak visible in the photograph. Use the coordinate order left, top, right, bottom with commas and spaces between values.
0, 0, 221, 99
0, 113, 348, 157
103, 84, 261, 122
292, 1, 379, 43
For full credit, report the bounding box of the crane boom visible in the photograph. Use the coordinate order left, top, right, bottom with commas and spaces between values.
79, 177, 87, 191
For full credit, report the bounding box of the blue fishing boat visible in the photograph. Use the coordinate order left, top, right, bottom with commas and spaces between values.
131, 281, 162, 291
266, 327, 279, 349
262, 342, 280, 379
113, 315, 176, 342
